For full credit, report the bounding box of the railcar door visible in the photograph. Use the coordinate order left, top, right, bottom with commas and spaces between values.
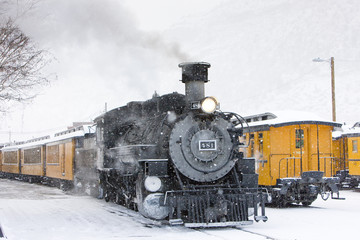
348, 136, 360, 177
59, 144, 65, 176
314, 124, 334, 177
290, 125, 309, 176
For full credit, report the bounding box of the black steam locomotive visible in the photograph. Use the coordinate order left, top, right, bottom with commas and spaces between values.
95, 62, 268, 227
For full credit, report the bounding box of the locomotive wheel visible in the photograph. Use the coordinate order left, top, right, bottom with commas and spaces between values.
124, 194, 134, 209
277, 198, 288, 208
89, 185, 100, 198
271, 190, 288, 208
114, 191, 131, 207
104, 192, 110, 202
135, 174, 145, 215
115, 193, 121, 204
320, 184, 331, 201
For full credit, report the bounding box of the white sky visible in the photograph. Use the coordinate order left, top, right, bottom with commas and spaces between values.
122, 0, 227, 31
1, 0, 360, 143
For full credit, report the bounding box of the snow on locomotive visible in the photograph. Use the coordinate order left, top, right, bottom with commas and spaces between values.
95, 62, 269, 227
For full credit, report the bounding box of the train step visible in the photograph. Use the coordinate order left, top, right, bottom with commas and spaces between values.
169, 219, 184, 226
255, 216, 268, 222
331, 192, 345, 200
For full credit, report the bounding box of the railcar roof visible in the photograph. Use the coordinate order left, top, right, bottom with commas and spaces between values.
1, 125, 95, 151
333, 124, 360, 139
243, 111, 341, 131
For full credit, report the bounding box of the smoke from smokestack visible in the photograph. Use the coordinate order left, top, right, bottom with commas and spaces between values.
0, 0, 193, 141
6, 0, 190, 63
140, 33, 189, 62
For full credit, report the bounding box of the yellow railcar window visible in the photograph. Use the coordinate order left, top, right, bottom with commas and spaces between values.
352, 140, 358, 153
295, 129, 304, 149
3, 151, 18, 164
24, 147, 41, 164
47, 145, 59, 163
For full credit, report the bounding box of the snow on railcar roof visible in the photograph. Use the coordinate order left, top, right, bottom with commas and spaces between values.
2, 137, 50, 151
333, 122, 360, 139
243, 110, 341, 128
1, 124, 96, 151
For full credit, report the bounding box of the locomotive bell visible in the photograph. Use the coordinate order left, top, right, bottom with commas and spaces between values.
179, 62, 211, 104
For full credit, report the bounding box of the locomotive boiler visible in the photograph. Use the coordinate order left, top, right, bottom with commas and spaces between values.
96, 62, 268, 227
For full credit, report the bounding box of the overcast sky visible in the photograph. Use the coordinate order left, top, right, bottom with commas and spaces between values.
122, 0, 227, 31
1, 0, 360, 143
0, 0, 227, 142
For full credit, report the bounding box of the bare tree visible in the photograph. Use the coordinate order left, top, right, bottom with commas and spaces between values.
0, 18, 51, 112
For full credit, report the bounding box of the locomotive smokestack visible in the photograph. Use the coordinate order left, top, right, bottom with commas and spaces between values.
179, 62, 211, 104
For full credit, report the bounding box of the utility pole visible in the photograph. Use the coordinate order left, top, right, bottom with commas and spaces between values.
313, 57, 336, 122
330, 57, 336, 122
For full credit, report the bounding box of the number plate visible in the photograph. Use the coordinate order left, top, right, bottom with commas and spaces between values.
199, 140, 217, 151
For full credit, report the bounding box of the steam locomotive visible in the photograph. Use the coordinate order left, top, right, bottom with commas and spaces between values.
0, 62, 268, 227
95, 62, 268, 227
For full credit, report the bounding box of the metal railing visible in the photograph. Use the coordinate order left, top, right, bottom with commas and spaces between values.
310, 154, 342, 177
278, 157, 301, 179
277, 155, 342, 179
269, 153, 292, 181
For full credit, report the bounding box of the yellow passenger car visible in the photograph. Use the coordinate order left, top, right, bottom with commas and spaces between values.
0, 125, 95, 190
45, 125, 95, 189
333, 124, 360, 187
1, 147, 20, 175
348, 134, 360, 178
46, 139, 75, 181
20, 136, 49, 180
1, 137, 48, 181
243, 111, 342, 206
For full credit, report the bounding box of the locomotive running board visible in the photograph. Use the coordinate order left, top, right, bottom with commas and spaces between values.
169, 219, 254, 228
184, 221, 253, 228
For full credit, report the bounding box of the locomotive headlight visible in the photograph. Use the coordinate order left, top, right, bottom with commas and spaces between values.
201, 96, 219, 114
144, 176, 162, 192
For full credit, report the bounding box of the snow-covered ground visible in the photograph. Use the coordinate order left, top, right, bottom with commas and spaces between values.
0, 179, 358, 240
